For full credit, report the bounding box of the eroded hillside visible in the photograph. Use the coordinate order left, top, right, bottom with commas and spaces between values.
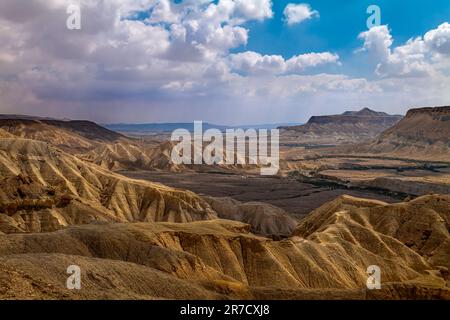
0, 195, 448, 299
0, 138, 216, 233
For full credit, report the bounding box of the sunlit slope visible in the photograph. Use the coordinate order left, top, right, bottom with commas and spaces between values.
0, 195, 448, 299
0, 118, 179, 171
0, 136, 299, 236
0, 138, 216, 233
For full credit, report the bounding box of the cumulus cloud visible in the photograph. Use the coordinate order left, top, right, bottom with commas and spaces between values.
144, 0, 274, 62
233, 0, 273, 21
286, 52, 340, 73
358, 25, 393, 61
424, 22, 450, 55
147, 0, 179, 24
358, 23, 450, 78
229, 51, 339, 75
0, 1, 450, 123
229, 52, 286, 75
283, 3, 319, 25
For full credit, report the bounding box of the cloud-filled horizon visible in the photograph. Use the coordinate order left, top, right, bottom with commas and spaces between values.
1, 0, 450, 125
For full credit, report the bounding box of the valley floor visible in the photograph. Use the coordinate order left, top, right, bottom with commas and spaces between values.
120, 170, 401, 219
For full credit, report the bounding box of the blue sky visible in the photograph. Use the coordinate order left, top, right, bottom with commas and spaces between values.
244, 0, 450, 52
239, 0, 450, 77
1, 0, 450, 124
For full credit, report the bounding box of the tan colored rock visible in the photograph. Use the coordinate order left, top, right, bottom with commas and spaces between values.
0, 194, 448, 299
0, 138, 216, 232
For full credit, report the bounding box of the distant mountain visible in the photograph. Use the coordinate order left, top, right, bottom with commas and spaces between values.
348, 106, 450, 161
0, 114, 57, 120
104, 122, 230, 134
279, 108, 403, 146
341, 108, 394, 117
0, 117, 125, 144
104, 122, 301, 134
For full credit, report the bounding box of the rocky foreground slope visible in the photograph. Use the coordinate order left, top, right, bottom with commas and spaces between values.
0, 194, 448, 299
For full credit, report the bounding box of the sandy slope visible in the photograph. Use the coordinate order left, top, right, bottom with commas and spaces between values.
0, 138, 216, 233
0, 137, 297, 236
0, 118, 180, 172
0, 195, 448, 300
205, 196, 298, 237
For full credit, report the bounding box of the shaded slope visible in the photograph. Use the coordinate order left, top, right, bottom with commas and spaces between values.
0, 118, 124, 150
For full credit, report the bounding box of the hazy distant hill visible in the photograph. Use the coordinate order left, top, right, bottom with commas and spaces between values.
104, 122, 228, 133
0, 114, 56, 121
0, 117, 124, 143
0, 117, 182, 171
279, 108, 403, 146
104, 122, 299, 134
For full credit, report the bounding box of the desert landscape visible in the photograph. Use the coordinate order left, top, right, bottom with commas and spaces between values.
0, 106, 449, 300
1, 0, 450, 304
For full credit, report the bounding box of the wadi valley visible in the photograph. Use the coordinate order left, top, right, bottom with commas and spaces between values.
0, 106, 449, 300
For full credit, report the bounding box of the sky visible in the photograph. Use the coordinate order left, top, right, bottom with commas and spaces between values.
1, 0, 450, 124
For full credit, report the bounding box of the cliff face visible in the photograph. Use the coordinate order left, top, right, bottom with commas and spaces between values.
405, 106, 450, 118
379, 106, 450, 144
375, 106, 450, 152
279, 108, 403, 145
340, 106, 450, 161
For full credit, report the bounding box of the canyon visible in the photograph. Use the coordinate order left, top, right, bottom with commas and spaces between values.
0, 106, 448, 300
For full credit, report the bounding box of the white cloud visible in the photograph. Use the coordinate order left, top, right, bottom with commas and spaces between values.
233, 0, 273, 21
283, 3, 319, 25
358, 25, 393, 61
147, 0, 273, 62
286, 52, 340, 73
359, 25, 433, 77
229, 52, 286, 75
0, 1, 450, 123
230, 51, 339, 75
147, 0, 179, 24
424, 22, 450, 55
358, 23, 450, 78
